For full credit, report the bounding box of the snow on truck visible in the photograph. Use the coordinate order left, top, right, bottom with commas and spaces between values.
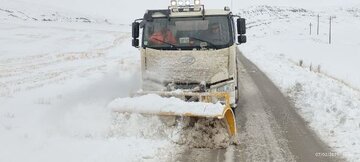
125, 0, 246, 136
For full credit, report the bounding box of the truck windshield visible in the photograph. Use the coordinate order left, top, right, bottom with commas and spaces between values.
143, 16, 232, 50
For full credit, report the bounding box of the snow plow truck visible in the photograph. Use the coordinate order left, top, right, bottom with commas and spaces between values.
128, 0, 246, 136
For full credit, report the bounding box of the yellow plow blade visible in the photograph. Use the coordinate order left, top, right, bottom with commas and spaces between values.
110, 91, 237, 136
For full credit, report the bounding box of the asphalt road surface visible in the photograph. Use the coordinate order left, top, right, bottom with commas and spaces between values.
175, 50, 344, 162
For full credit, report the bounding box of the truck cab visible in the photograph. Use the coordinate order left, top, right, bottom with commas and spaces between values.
131, 0, 246, 108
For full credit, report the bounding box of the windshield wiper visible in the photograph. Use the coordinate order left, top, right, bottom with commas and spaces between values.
151, 38, 178, 48
188, 36, 217, 49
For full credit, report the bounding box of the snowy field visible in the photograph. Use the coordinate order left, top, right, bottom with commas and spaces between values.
1, 0, 360, 161
240, 6, 360, 90
0, 19, 160, 161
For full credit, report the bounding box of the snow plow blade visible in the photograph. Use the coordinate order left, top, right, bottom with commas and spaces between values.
109, 92, 237, 136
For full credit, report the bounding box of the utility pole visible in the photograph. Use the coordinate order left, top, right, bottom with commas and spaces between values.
317, 14, 320, 35
329, 16, 332, 44
310, 23, 312, 35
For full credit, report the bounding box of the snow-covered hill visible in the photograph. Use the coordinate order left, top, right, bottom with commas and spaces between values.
2, 0, 359, 23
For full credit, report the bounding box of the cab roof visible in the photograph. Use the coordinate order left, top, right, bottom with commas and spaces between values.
144, 8, 231, 21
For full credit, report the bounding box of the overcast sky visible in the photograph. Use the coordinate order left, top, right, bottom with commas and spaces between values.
4, 0, 360, 23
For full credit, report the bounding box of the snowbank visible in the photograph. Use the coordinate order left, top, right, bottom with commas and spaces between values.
108, 94, 225, 117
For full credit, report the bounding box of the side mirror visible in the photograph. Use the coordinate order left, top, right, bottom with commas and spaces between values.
238, 35, 247, 44
132, 39, 139, 47
237, 18, 246, 35
132, 22, 140, 38
132, 22, 140, 47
